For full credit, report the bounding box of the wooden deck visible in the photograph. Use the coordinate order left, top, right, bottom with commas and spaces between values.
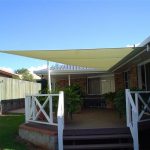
65, 108, 126, 129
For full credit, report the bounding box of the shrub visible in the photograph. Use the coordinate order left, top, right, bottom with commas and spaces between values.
114, 89, 126, 117
64, 84, 82, 119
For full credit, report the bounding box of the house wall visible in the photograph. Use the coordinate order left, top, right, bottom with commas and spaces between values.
56, 78, 87, 94
56, 79, 69, 89
71, 78, 87, 94
130, 65, 138, 88
56, 76, 115, 95
114, 72, 124, 91
114, 64, 138, 91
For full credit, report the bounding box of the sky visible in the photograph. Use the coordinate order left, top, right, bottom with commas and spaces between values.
0, 0, 150, 73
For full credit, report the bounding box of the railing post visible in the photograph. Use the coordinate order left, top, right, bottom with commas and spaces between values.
25, 96, 30, 123
135, 93, 139, 116
57, 91, 64, 150
49, 95, 53, 124
125, 89, 131, 127
32, 96, 36, 120
132, 110, 139, 150
58, 117, 63, 150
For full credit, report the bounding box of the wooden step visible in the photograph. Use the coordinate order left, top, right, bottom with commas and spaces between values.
64, 134, 131, 140
64, 127, 130, 136
138, 119, 150, 130
64, 143, 133, 150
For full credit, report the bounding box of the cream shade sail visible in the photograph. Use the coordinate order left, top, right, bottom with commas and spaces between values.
0, 48, 134, 71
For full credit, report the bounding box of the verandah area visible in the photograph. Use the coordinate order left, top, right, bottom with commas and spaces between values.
65, 108, 125, 129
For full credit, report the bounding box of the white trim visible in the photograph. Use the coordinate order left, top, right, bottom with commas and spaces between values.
35, 69, 106, 76
138, 60, 150, 91
147, 44, 150, 51
47, 61, 52, 92
138, 59, 150, 66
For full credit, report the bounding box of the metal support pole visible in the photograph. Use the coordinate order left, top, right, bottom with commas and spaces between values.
68, 74, 71, 86
47, 61, 52, 92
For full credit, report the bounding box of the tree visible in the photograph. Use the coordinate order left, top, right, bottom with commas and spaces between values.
15, 68, 33, 81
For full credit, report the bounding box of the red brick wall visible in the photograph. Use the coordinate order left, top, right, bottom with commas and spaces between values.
56, 79, 68, 89
71, 78, 87, 94
114, 72, 124, 91
129, 65, 138, 88
56, 78, 87, 94
114, 65, 138, 91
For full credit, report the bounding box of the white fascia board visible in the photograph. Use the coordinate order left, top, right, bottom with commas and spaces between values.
34, 69, 106, 76
139, 36, 150, 47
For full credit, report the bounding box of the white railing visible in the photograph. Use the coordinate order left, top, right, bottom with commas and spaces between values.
25, 91, 64, 150
126, 89, 150, 150
57, 91, 64, 150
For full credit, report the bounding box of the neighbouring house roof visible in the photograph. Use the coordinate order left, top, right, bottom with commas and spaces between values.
0, 69, 19, 78
0, 47, 134, 71
34, 64, 104, 76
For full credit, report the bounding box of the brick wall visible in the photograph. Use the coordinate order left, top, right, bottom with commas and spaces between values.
71, 78, 87, 94
56, 79, 68, 89
114, 72, 124, 91
114, 64, 138, 91
56, 78, 87, 94
129, 65, 138, 88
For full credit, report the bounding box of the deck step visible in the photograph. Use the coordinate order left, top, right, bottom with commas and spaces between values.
63, 128, 133, 150
64, 143, 133, 150
64, 134, 131, 140
64, 127, 130, 136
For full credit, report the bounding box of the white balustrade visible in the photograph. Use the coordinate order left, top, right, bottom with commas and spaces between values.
25, 91, 64, 150
126, 89, 150, 150
57, 91, 64, 150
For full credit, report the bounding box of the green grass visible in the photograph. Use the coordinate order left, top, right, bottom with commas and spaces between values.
0, 114, 28, 150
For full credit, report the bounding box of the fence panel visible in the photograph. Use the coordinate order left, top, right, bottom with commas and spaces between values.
0, 77, 41, 100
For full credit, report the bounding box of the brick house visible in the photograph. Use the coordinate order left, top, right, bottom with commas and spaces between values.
35, 65, 115, 94
111, 37, 150, 91
1, 37, 150, 150
35, 65, 115, 108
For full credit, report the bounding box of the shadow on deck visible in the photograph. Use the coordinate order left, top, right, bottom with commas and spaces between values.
65, 108, 126, 129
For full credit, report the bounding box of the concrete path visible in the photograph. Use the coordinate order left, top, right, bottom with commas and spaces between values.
8, 108, 25, 114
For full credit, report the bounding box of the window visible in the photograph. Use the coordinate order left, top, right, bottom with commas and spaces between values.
88, 78, 100, 95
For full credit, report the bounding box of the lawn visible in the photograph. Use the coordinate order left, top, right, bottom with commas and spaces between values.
0, 114, 28, 150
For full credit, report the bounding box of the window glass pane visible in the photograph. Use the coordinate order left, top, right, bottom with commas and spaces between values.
88, 78, 100, 94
